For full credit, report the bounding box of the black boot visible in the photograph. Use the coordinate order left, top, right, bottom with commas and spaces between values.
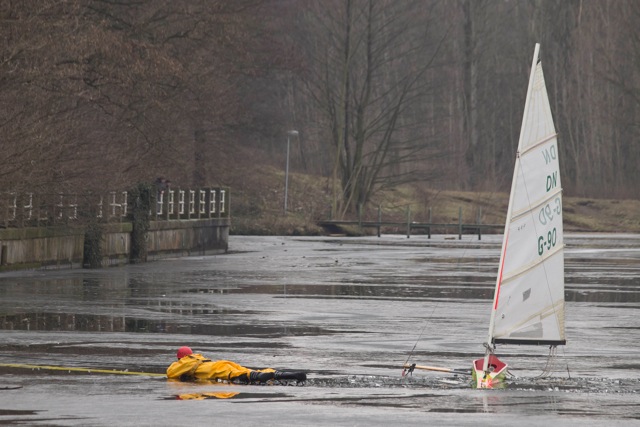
249, 371, 275, 383
274, 371, 307, 383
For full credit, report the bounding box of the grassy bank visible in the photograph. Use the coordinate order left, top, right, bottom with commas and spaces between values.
228, 166, 640, 235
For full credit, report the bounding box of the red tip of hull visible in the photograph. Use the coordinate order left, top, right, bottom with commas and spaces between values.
473, 354, 507, 372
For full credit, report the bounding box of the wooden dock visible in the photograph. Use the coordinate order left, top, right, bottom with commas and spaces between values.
318, 207, 502, 240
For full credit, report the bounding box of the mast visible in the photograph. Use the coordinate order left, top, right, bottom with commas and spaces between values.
482, 43, 541, 373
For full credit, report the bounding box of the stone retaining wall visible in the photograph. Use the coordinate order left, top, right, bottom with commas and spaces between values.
0, 218, 229, 271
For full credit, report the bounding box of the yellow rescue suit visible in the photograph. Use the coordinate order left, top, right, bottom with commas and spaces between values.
166, 353, 275, 383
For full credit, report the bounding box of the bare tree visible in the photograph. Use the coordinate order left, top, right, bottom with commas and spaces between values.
587, 0, 640, 197
295, 0, 448, 218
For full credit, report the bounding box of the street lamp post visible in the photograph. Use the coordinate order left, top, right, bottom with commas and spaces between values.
284, 130, 299, 214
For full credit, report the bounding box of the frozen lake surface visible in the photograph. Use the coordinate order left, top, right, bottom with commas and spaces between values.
1, 233, 639, 426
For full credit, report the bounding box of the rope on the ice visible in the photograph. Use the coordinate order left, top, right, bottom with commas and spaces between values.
539, 345, 571, 379
0, 362, 165, 377
536, 345, 558, 378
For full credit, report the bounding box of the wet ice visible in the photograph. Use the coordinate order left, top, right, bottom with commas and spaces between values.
1, 234, 640, 426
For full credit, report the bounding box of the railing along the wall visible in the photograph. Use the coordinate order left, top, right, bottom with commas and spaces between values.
1, 187, 230, 228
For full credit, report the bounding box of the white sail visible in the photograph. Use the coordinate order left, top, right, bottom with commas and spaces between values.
487, 44, 565, 346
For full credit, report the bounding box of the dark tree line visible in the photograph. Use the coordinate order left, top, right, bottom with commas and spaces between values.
287, 0, 640, 211
1, 1, 639, 218
0, 0, 285, 194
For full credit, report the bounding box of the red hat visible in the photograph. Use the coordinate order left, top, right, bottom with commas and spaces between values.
176, 346, 193, 359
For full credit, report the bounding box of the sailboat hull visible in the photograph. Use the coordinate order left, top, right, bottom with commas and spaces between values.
472, 355, 507, 389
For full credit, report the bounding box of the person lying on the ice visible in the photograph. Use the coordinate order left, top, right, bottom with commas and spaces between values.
166, 346, 307, 384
